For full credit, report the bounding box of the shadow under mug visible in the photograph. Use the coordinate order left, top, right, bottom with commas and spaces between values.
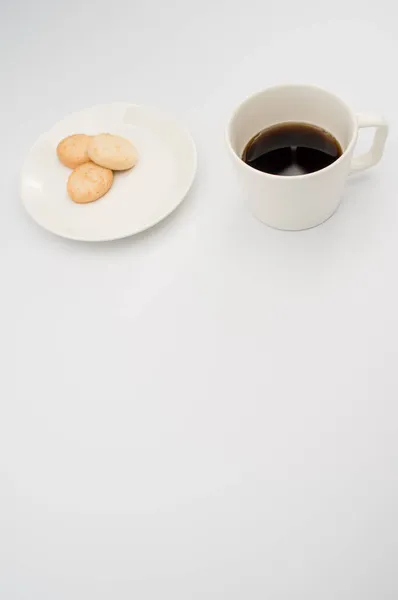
226, 84, 388, 231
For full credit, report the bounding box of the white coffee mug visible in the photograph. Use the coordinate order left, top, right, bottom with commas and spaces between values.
226, 84, 388, 230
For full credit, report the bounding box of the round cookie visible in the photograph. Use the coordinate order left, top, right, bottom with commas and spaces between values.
57, 134, 91, 168
67, 162, 113, 204
88, 133, 138, 171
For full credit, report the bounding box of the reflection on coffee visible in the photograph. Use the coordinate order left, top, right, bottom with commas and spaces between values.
242, 122, 343, 176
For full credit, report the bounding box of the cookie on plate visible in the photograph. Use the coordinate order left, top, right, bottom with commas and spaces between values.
57, 134, 91, 168
88, 133, 138, 170
67, 162, 113, 204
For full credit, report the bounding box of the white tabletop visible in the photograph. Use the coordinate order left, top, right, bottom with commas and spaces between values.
2, 1, 398, 598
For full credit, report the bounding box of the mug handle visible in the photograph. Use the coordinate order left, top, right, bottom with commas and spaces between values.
350, 114, 389, 173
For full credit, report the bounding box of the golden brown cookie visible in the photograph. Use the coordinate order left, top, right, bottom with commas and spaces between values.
57, 134, 91, 168
67, 162, 113, 204
88, 133, 138, 171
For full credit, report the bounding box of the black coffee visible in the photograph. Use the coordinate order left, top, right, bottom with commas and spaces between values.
242, 122, 343, 175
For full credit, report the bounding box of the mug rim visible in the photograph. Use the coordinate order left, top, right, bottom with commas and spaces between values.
226, 83, 358, 180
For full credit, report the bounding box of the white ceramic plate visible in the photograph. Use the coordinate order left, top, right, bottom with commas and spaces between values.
21, 103, 197, 241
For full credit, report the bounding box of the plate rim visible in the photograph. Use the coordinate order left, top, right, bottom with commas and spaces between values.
21, 102, 197, 242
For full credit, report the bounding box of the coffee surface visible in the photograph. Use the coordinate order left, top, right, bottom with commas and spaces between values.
242, 122, 343, 175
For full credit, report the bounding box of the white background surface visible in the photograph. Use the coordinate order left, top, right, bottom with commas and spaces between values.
2, 1, 398, 598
